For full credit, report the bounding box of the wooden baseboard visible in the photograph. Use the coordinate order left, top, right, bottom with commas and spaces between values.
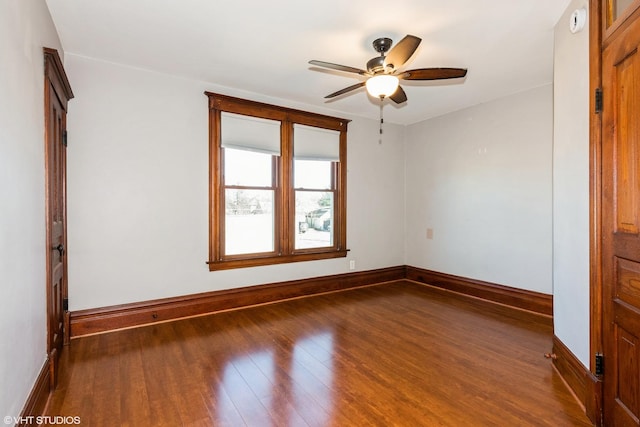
405, 266, 553, 316
71, 266, 556, 337
552, 335, 602, 425
70, 266, 406, 337
18, 361, 50, 426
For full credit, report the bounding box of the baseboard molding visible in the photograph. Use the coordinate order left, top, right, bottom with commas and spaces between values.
552, 335, 602, 425
71, 266, 556, 337
18, 361, 50, 426
70, 266, 406, 337
405, 266, 553, 316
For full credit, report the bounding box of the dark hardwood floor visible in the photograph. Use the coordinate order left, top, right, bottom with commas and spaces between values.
45, 280, 593, 426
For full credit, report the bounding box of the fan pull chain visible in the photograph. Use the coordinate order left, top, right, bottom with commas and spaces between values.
379, 100, 384, 144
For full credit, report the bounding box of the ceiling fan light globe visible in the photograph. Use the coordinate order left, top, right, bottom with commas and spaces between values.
366, 75, 399, 98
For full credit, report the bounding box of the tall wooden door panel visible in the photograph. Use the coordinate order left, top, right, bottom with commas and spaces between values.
47, 89, 65, 387
602, 11, 640, 425
44, 48, 73, 390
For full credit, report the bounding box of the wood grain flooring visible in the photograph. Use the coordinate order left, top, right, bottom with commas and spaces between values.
45, 280, 593, 426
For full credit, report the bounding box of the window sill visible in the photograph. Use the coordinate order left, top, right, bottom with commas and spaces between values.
207, 250, 348, 271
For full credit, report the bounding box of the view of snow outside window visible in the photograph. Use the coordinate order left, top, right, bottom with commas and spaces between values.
294, 159, 333, 249
224, 148, 273, 255
224, 149, 333, 255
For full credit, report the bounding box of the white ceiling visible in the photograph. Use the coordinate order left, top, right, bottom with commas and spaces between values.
45, 0, 571, 125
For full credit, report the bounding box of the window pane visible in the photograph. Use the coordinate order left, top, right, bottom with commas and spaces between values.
614, 0, 635, 22
225, 189, 274, 255
225, 148, 272, 187
294, 159, 332, 189
295, 191, 333, 249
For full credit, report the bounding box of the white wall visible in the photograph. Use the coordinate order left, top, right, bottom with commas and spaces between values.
404, 86, 553, 294
65, 55, 406, 310
0, 0, 64, 419
553, 0, 590, 367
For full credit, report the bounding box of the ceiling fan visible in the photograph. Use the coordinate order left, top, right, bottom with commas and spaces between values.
309, 34, 467, 104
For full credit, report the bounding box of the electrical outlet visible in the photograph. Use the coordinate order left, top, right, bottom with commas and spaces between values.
349, 260, 356, 270
426, 228, 434, 239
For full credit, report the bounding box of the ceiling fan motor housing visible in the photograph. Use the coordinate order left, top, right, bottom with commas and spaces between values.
367, 56, 386, 74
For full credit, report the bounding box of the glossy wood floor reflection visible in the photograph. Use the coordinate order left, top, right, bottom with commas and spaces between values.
46, 281, 593, 426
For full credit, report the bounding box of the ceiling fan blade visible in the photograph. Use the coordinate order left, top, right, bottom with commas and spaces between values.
383, 35, 421, 70
325, 81, 366, 99
389, 86, 407, 104
309, 60, 368, 75
399, 68, 468, 81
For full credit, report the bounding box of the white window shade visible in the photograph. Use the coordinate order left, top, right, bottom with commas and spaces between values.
294, 124, 340, 161
221, 112, 281, 155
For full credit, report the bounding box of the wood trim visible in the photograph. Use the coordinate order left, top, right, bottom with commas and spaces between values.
588, 1, 606, 425
70, 266, 406, 337
18, 362, 51, 426
552, 335, 602, 425
585, 361, 604, 427
207, 250, 349, 271
70, 265, 557, 338
206, 92, 350, 271
405, 266, 553, 316
603, 0, 640, 42
205, 92, 351, 130
43, 48, 74, 107
588, 4, 604, 426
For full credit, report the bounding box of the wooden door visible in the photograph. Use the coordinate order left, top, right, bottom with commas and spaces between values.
44, 48, 73, 389
602, 7, 640, 425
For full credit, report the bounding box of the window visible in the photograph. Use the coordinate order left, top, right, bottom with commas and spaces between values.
206, 93, 349, 270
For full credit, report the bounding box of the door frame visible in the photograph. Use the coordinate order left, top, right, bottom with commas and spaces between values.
43, 47, 73, 389
589, 1, 640, 425
588, 1, 604, 425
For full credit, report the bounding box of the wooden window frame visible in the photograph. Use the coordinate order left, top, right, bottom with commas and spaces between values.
206, 92, 349, 271
604, 0, 640, 36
